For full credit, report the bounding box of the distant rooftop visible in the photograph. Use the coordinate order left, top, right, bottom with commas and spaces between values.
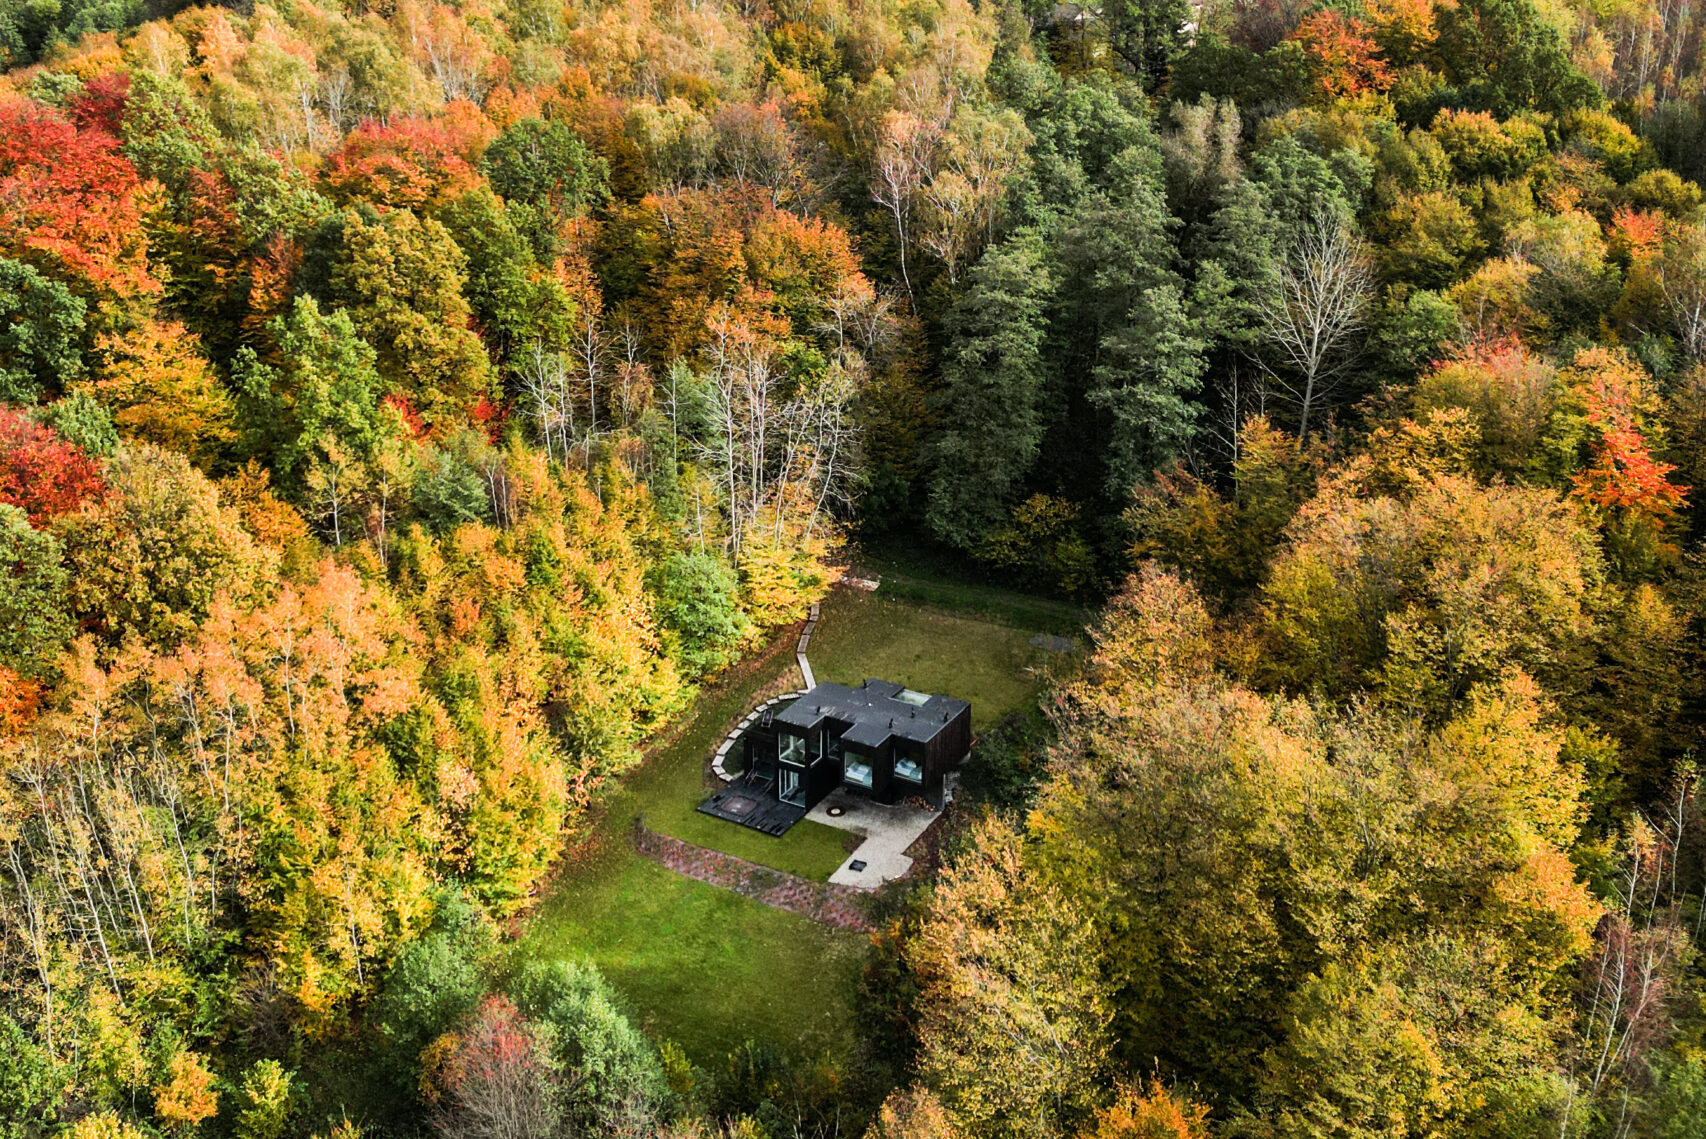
773, 679, 969, 747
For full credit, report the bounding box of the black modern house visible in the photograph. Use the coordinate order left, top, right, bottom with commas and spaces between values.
700, 679, 972, 834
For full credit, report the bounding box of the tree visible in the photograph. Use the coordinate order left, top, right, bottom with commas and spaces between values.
1052, 151, 1204, 500
916, 104, 1031, 285
233, 1061, 297, 1139
871, 111, 942, 305
926, 230, 1056, 550
320, 116, 484, 212
439, 189, 575, 365
81, 321, 235, 465
482, 117, 609, 256
506, 958, 669, 1134
430, 997, 560, 1139
694, 300, 859, 569
0, 407, 105, 525
154, 1051, 218, 1134
1655, 216, 1706, 359
1256, 210, 1375, 441
652, 551, 752, 679
1287, 10, 1394, 103
868, 1086, 955, 1139
911, 815, 1112, 1139
0, 257, 84, 402
1096, 0, 1191, 90
1260, 469, 1606, 708
310, 207, 494, 422
1080, 1080, 1211, 1139
0, 99, 154, 299
1430, 0, 1603, 116
57, 444, 268, 646
236, 297, 392, 484
0, 504, 71, 678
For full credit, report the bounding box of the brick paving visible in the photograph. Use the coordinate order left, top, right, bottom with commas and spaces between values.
633, 822, 873, 932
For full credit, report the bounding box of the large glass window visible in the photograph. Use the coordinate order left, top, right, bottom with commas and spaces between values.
843, 753, 874, 788
779, 767, 804, 806
894, 755, 923, 783
779, 733, 806, 765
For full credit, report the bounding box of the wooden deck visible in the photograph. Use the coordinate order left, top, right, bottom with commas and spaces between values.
697, 773, 807, 836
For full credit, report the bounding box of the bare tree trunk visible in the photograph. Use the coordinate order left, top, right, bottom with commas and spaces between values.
1256, 209, 1374, 443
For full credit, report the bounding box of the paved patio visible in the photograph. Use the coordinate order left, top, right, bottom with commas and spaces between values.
806, 787, 942, 888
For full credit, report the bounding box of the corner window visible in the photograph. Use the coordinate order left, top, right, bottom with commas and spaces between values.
779, 733, 806, 766
894, 756, 923, 783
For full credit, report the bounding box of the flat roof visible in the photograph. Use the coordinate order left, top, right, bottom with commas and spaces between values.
773, 678, 969, 747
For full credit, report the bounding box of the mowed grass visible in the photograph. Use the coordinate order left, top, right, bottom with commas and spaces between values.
520, 584, 1066, 1065
809, 587, 1054, 725
518, 846, 864, 1064
628, 662, 851, 881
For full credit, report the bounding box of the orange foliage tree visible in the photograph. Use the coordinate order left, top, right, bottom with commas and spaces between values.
0, 100, 155, 299
319, 115, 489, 211
1287, 10, 1394, 102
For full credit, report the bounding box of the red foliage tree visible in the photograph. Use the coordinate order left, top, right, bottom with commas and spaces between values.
430, 996, 559, 1139
320, 116, 487, 211
0, 408, 106, 526
0, 99, 156, 298
68, 72, 132, 138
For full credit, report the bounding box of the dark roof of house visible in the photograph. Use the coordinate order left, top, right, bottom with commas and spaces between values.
773, 679, 970, 747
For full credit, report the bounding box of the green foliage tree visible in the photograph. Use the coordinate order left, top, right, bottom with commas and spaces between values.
483, 117, 611, 256
506, 958, 671, 1134
438, 188, 575, 364
926, 229, 1055, 549
235, 296, 391, 482
0, 257, 83, 402
1430, 0, 1603, 116
0, 1014, 62, 1138
307, 207, 494, 422
652, 550, 751, 679
0, 503, 71, 678
1090, 0, 1191, 92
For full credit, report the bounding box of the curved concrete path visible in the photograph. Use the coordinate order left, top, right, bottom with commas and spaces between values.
710, 601, 820, 783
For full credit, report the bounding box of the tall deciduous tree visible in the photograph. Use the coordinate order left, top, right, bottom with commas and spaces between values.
0, 258, 84, 402
926, 230, 1055, 550
1256, 209, 1375, 441
309, 207, 494, 422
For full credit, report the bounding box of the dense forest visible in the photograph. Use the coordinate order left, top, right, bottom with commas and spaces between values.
4, 0, 1706, 1135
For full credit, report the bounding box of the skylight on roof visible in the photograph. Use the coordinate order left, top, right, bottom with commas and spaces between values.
896, 688, 930, 707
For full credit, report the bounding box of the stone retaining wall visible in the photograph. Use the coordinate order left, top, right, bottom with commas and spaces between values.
633, 821, 872, 932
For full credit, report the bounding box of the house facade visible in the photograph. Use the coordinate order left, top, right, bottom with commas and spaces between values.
741, 679, 972, 809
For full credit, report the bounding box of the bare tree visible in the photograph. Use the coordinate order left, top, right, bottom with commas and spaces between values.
434, 998, 560, 1139
1257, 209, 1375, 442
871, 111, 943, 306
317, 64, 354, 137
1658, 220, 1706, 360
518, 343, 575, 465
695, 305, 861, 562
916, 106, 1030, 284
1559, 775, 1697, 1139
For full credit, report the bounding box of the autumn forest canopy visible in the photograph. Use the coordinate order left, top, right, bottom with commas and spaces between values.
6, 0, 1706, 1135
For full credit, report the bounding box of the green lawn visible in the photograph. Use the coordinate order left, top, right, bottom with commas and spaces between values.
809, 587, 1055, 724
519, 583, 1070, 1065
517, 845, 864, 1064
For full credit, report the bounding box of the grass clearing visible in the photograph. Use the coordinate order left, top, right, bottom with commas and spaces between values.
518, 843, 864, 1064
520, 582, 1071, 1065
809, 588, 1056, 724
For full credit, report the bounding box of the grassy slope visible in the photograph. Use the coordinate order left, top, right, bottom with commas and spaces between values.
517, 842, 865, 1063
519, 583, 1069, 1065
